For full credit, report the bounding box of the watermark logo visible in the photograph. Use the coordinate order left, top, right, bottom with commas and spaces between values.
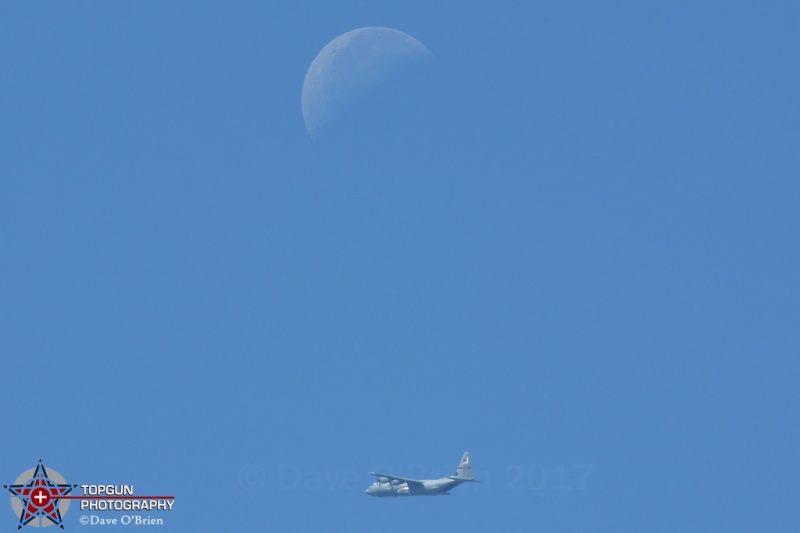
5, 461, 174, 529
4, 460, 77, 529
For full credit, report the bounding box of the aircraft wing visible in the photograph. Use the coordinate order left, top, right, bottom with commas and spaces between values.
368, 472, 425, 486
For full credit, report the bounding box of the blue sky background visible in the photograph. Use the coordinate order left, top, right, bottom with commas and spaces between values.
2, 1, 799, 531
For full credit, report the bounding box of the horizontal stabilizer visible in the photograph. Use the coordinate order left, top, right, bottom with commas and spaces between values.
449, 476, 483, 483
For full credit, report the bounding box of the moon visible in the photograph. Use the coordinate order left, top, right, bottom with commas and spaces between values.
302, 27, 433, 138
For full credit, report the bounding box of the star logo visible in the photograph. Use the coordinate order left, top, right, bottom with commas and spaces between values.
5, 460, 77, 529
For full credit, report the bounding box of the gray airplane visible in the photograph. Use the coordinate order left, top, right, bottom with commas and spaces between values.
365, 452, 481, 497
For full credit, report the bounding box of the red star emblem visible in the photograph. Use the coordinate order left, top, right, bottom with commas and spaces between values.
5, 461, 76, 529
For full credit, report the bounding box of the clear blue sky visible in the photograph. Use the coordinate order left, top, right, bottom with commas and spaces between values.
2, 1, 798, 531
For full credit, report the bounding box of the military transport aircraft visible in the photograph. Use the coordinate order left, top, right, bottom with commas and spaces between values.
365, 452, 481, 497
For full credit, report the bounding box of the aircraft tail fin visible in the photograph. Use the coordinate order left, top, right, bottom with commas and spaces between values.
451, 451, 476, 481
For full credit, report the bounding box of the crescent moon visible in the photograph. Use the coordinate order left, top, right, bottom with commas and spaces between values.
301, 27, 432, 138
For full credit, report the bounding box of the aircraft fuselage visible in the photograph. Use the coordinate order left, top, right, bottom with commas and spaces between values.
365, 452, 479, 497
365, 477, 460, 497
